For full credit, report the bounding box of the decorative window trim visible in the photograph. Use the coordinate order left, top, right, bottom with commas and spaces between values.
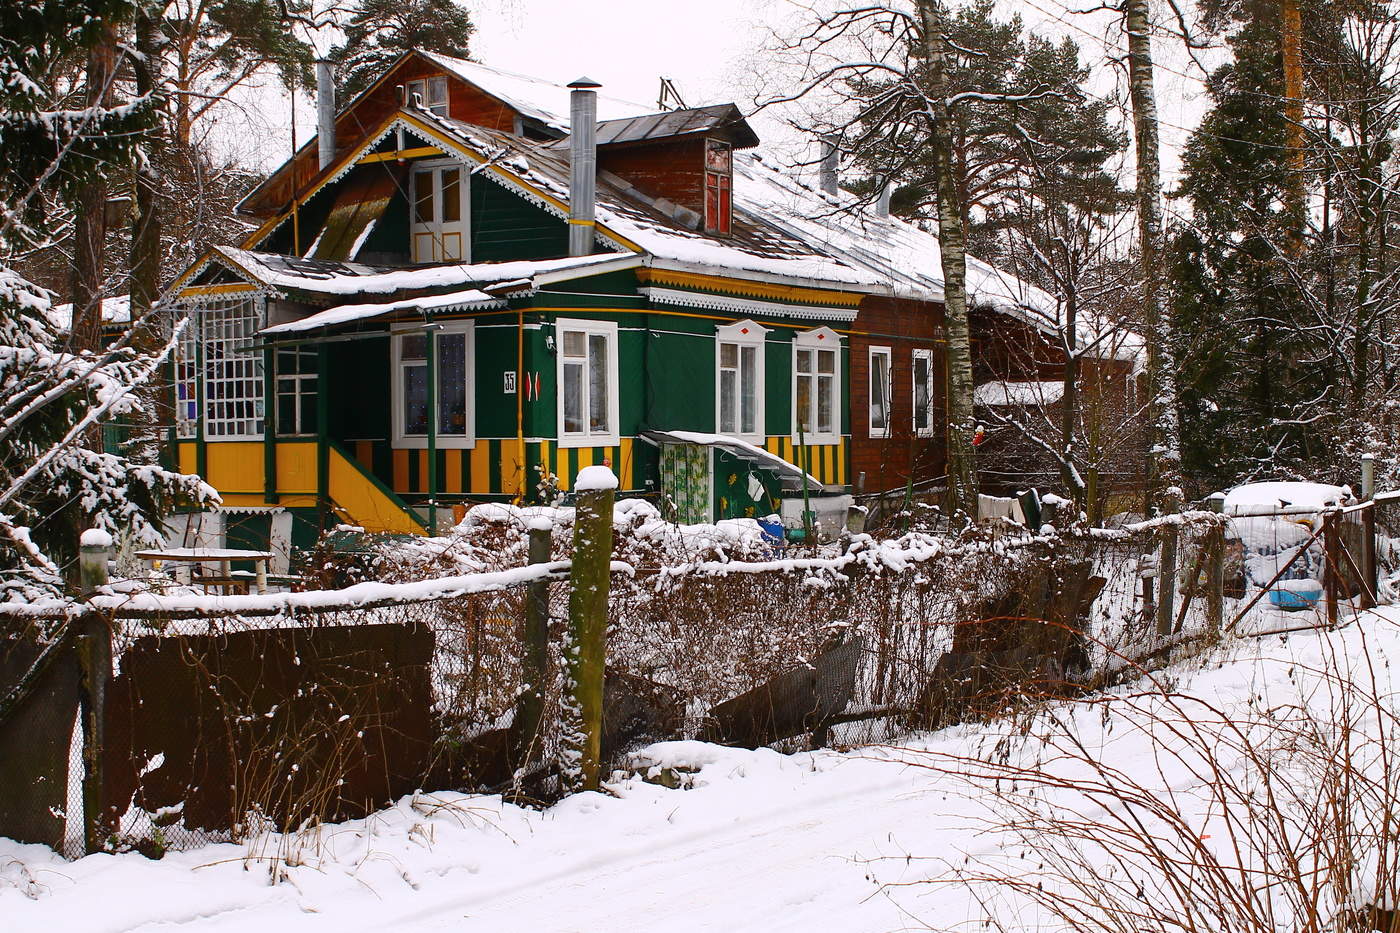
912, 347, 937, 438
704, 138, 733, 235
869, 345, 892, 438
410, 159, 471, 263
791, 326, 842, 446
555, 318, 620, 449
715, 319, 769, 443
391, 321, 476, 449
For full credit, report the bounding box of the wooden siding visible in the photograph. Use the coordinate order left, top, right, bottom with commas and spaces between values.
848, 296, 947, 495
598, 137, 706, 217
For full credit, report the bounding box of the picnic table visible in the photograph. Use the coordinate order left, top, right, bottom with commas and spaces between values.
134, 547, 274, 594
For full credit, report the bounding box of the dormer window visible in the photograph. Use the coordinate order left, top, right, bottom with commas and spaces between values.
406, 76, 448, 117
704, 139, 733, 235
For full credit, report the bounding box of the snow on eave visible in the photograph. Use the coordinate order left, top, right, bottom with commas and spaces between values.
47, 294, 132, 331
260, 288, 504, 335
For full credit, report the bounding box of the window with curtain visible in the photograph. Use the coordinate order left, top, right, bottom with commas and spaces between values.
393, 323, 474, 448
913, 348, 936, 437
869, 346, 892, 437
558, 319, 619, 447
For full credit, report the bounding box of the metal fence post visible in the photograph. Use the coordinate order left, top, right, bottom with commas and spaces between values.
1362, 501, 1378, 610
1155, 490, 1181, 638
513, 519, 552, 785
77, 529, 113, 855
1206, 493, 1225, 635
563, 467, 616, 794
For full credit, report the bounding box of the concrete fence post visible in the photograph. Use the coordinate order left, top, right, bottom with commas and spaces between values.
77, 528, 113, 854
562, 466, 616, 794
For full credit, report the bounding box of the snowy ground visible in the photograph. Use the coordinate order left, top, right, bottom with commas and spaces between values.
3, 606, 1395, 933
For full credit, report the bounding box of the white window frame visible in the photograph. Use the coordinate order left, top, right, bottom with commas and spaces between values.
391, 321, 476, 449
556, 318, 620, 449
410, 159, 470, 263
791, 326, 842, 446
197, 298, 265, 441
912, 347, 936, 438
406, 76, 448, 117
715, 319, 768, 443
868, 345, 892, 438
274, 347, 318, 437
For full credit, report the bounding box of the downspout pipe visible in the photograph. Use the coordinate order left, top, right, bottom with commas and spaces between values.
316, 59, 336, 170
875, 177, 892, 218
568, 77, 601, 257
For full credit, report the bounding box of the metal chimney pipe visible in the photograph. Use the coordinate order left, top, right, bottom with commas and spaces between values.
875, 178, 892, 218
316, 59, 336, 169
568, 77, 601, 257
819, 134, 840, 196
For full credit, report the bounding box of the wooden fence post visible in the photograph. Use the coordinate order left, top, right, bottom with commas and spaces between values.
1323, 509, 1340, 628
513, 519, 552, 785
77, 528, 113, 855
1155, 490, 1181, 638
563, 466, 616, 794
1206, 493, 1226, 635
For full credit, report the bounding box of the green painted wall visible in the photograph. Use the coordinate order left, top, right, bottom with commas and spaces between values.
471, 175, 568, 261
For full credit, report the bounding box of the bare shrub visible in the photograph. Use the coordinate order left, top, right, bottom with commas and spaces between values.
885, 623, 1400, 933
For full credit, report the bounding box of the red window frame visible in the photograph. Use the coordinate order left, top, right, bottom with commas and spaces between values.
704, 139, 733, 235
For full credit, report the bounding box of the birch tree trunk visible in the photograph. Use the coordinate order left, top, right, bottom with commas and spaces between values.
1123, 0, 1180, 512
917, 0, 979, 518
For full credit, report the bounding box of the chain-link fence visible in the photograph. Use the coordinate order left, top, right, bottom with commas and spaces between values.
1, 501, 1374, 860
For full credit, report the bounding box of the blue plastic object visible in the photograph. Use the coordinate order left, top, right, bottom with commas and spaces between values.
756, 518, 785, 546
1268, 583, 1323, 610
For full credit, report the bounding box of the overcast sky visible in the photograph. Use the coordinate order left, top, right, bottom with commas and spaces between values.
221, 0, 1216, 196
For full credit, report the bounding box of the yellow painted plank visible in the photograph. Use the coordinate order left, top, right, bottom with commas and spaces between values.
557, 447, 570, 491
392, 448, 410, 493
467, 442, 488, 494
445, 449, 463, 494
502, 444, 523, 496
273, 441, 317, 494
327, 446, 424, 535
619, 438, 632, 488
204, 442, 264, 493
356, 146, 443, 164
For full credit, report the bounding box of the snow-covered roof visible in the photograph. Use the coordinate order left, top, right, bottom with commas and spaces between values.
1223, 482, 1355, 515
215, 247, 636, 301
47, 294, 132, 330
260, 288, 503, 334
420, 52, 653, 132
414, 112, 883, 290
972, 380, 1066, 407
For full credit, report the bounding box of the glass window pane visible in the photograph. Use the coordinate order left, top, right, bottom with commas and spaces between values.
437, 332, 467, 435
796, 348, 812, 374
741, 345, 757, 434
401, 334, 427, 360
871, 352, 888, 430
563, 330, 585, 357
818, 374, 833, 434
403, 362, 427, 434
818, 349, 835, 374
914, 355, 931, 429
588, 333, 609, 432
414, 172, 434, 225
563, 361, 584, 433
428, 76, 448, 112
720, 342, 737, 368
720, 369, 736, 433
441, 168, 460, 224
796, 373, 811, 432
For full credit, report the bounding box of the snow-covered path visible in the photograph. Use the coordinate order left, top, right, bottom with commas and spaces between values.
4, 608, 1395, 933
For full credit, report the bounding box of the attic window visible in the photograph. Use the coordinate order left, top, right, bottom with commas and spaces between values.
704, 139, 732, 235
406, 76, 448, 117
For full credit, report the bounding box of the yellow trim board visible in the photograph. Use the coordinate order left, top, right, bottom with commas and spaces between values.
637, 268, 861, 308
357, 146, 444, 164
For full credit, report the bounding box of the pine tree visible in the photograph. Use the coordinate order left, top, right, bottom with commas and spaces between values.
330, 0, 475, 101
0, 0, 214, 600
1170, 12, 1310, 491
